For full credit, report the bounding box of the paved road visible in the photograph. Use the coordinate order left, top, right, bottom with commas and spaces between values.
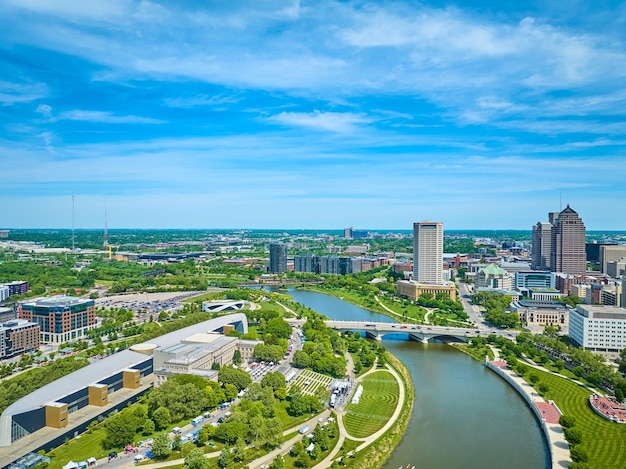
457, 282, 488, 328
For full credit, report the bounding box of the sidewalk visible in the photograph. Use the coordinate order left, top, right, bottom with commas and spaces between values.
485, 360, 571, 469
313, 362, 406, 469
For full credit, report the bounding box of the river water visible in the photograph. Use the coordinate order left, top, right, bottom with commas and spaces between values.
280, 288, 550, 469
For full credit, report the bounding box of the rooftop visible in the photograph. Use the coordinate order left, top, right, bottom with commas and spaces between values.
1, 313, 247, 419
20, 296, 93, 308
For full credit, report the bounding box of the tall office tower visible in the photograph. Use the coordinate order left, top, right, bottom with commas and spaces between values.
344, 227, 353, 239
412, 221, 443, 285
550, 205, 586, 276
548, 212, 560, 224
269, 243, 287, 273
531, 221, 552, 270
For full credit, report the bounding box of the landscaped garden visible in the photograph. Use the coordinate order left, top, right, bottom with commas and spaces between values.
343, 370, 399, 438
523, 367, 626, 469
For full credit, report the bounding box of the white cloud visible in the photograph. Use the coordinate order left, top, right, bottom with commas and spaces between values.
163, 93, 241, 108
0, 81, 48, 105
264, 111, 372, 133
56, 110, 165, 124
35, 104, 52, 117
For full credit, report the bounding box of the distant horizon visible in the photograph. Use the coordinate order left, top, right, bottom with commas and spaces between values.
3, 227, 626, 234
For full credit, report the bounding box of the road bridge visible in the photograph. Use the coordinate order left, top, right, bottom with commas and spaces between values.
325, 320, 519, 343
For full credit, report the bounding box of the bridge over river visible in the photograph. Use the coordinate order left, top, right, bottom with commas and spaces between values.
325, 320, 520, 343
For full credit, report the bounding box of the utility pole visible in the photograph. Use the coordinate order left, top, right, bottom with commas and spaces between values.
72, 193, 75, 251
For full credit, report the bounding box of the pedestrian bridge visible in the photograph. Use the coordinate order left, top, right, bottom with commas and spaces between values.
324, 320, 518, 344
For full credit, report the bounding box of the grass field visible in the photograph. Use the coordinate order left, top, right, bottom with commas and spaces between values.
524, 368, 626, 468
289, 369, 333, 396
343, 370, 399, 439
377, 296, 426, 323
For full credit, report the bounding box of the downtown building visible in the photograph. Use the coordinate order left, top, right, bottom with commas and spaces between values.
269, 243, 287, 273
294, 254, 319, 274
569, 304, 626, 358
550, 205, 586, 276
398, 221, 455, 301
531, 206, 586, 294
18, 296, 97, 344
0, 319, 40, 359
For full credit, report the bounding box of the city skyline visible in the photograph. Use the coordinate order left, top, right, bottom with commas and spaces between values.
2, 1, 626, 230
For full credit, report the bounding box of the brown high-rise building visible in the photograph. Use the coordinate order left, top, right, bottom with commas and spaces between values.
550, 205, 586, 276
531, 221, 552, 270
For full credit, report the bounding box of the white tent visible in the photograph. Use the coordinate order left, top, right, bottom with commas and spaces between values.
63, 462, 79, 469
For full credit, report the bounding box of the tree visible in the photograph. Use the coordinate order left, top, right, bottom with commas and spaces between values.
528, 373, 540, 384
564, 427, 583, 446
218, 366, 252, 390
218, 447, 231, 469
152, 406, 171, 431
152, 432, 172, 460
172, 434, 183, 451
233, 349, 242, 366
185, 448, 210, 469
559, 415, 576, 428
224, 383, 239, 401
102, 412, 136, 449
196, 424, 213, 446
292, 350, 311, 368
143, 418, 155, 436
570, 445, 589, 463
261, 372, 287, 393
265, 318, 292, 339
270, 454, 285, 469
235, 437, 246, 462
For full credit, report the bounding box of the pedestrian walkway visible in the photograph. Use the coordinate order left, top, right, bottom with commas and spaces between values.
313, 361, 406, 469
486, 360, 571, 469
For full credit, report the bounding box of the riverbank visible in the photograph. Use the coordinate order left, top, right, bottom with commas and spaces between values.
484, 360, 571, 469
342, 353, 414, 469
283, 287, 550, 468
452, 341, 570, 468
299, 286, 398, 321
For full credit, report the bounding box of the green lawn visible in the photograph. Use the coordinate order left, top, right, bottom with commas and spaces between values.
524, 368, 626, 469
289, 370, 333, 396
343, 370, 399, 438
46, 427, 109, 468
377, 296, 427, 323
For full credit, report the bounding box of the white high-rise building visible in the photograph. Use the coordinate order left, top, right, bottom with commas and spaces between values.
412, 221, 443, 285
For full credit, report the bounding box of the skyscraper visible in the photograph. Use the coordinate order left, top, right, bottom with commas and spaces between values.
550, 205, 586, 276
412, 221, 443, 285
269, 243, 287, 273
531, 221, 552, 270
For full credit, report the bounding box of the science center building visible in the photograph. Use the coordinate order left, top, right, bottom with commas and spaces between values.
0, 314, 248, 466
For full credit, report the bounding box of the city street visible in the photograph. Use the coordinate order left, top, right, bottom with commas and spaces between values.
457, 282, 488, 329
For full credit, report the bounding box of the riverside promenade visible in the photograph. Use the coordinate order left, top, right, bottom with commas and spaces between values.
485, 359, 572, 469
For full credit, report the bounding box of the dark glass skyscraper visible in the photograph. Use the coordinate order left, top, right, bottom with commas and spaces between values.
269, 243, 287, 273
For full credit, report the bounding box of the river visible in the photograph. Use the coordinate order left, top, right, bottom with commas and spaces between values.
280, 288, 550, 469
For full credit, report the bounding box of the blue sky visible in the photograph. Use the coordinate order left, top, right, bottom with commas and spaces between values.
1, 0, 626, 230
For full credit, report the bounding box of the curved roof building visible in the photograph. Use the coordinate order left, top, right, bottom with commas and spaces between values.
0, 313, 247, 458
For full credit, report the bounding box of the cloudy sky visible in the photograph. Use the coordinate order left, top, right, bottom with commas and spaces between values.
1, 0, 626, 230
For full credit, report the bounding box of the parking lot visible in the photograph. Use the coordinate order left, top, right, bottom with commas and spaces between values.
95, 291, 205, 318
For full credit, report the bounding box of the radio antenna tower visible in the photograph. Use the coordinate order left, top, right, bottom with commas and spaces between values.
72, 193, 75, 251
103, 201, 109, 250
